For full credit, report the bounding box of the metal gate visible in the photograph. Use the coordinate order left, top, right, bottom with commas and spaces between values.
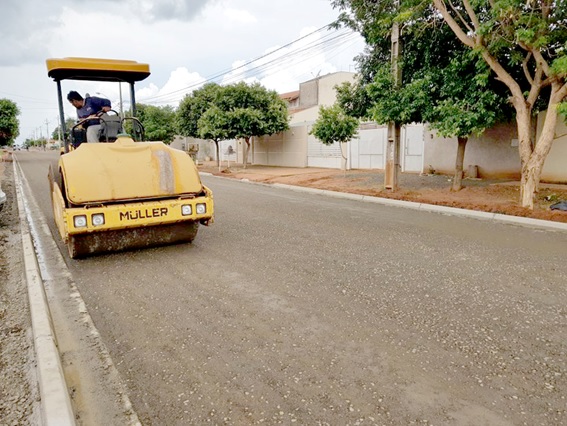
401, 124, 424, 173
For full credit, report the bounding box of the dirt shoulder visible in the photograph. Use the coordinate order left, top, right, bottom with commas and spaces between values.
0, 157, 38, 424
198, 162, 567, 223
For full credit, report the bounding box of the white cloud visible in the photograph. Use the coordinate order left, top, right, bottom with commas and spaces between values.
221, 60, 250, 86
132, 0, 216, 22
223, 8, 257, 24
1, 0, 365, 144
138, 68, 206, 105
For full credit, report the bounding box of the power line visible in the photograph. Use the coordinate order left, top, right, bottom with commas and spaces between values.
220, 31, 357, 84
140, 24, 360, 105
0, 91, 52, 104
141, 23, 334, 103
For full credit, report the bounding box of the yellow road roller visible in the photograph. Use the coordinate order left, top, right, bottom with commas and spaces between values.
46, 57, 214, 258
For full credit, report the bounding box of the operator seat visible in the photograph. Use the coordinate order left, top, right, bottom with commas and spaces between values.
97, 113, 123, 142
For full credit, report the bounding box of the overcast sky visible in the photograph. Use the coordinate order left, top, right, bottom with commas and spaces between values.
0, 0, 365, 144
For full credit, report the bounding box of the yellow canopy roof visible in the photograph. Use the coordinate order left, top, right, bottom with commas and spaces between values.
46, 57, 150, 83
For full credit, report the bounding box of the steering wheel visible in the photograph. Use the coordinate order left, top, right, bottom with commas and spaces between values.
97, 109, 120, 117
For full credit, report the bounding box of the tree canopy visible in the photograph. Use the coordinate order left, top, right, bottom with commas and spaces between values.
310, 104, 359, 146
333, 0, 512, 130
176, 82, 289, 168
332, 0, 566, 207
0, 99, 20, 146
176, 83, 223, 139
333, 0, 512, 191
51, 118, 76, 140
177, 83, 228, 166
136, 104, 176, 144
311, 103, 359, 171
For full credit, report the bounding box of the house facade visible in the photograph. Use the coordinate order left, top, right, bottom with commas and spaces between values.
257, 72, 567, 182
175, 72, 566, 183
539, 110, 567, 183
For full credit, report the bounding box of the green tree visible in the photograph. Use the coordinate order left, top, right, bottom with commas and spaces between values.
178, 82, 290, 169
310, 104, 359, 170
364, 51, 510, 191
197, 105, 230, 167
23, 138, 33, 149
51, 118, 76, 141
427, 53, 511, 190
219, 82, 290, 169
332, 0, 513, 192
430, 0, 567, 208
0, 99, 20, 147
177, 83, 224, 166
136, 104, 176, 144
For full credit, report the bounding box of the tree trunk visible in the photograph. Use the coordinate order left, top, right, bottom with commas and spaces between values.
513, 101, 536, 208
243, 137, 250, 169
452, 136, 468, 191
516, 97, 561, 209
214, 141, 220, 171
519, 116, 557, 208
339, 141, 348, 172
520, 164, 539, 209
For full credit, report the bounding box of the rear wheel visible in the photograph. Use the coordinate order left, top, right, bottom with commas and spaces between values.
67, 235, 80, 259
48, 160, 68, 207
48, 160, 59, 189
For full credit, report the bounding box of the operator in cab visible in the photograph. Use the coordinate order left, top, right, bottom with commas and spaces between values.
67, 91, 111, 142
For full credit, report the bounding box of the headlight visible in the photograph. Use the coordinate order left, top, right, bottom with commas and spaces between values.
181, 205, 192, 216
92, 213, 105, 226
196, 203, 206, 215
73, 215, 87, 228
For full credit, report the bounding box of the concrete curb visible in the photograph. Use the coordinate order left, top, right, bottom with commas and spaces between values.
13, 161, 76, 426
204, 173, 567, 232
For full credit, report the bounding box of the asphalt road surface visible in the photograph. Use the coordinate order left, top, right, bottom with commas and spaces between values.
16, 151, 567, 425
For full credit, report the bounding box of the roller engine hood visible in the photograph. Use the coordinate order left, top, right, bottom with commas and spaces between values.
60, 136, 204, 205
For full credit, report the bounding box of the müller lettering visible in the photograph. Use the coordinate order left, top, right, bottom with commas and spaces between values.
120, 207, 168, 221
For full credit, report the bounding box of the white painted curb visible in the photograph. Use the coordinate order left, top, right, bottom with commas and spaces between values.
13, 161, 76, 426
203, 172, 567, 232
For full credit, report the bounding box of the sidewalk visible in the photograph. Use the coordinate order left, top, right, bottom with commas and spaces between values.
198, 161, 514, 187
197, 161, 567, 224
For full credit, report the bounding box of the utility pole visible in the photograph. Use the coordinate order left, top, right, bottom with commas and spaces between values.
45, 119, 49, 149
385, 1, 402, 191
119, 82, 124, 118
